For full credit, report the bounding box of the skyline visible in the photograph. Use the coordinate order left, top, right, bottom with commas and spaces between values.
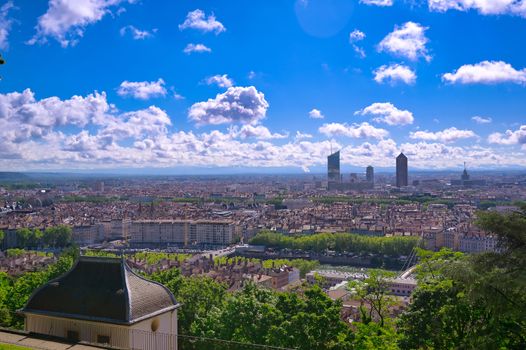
1, 0, 526, 172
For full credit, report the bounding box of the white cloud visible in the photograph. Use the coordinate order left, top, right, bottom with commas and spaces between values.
120, 25, 155, 40
373, 64, 416, 85
98, 106, 172, 141
309, 109, 324, 119
183, 43, 212, 54
355, 102, 414, 126
188, 86, 269, 126
442, 61, 526, 85
117, 79, 167, 100
318, 122, 389, 140
231, 125, 288, 140
360, 0, 394, 6
2, 88, 524, 171
29, 0, 133, 47
410, 127, 478, 143
378, 22, 431, 62
294, 131, 313, 141
349, 29, 366, 58
179, 9, 225, 34
349, 29, 365, 42
428, 0, 526, 17
205, 74, 234, 88
488, 125, 526, 146
472, 116, 492, 124
0, 1, 15, 50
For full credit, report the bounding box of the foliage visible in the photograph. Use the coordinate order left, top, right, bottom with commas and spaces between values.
131, 251, 191, 265
14, 226, 72, 249
398, 205, 526, 349
0, 249, 74, 329
149, 268, 227, 335
192, 283, 353, 350
250, 231, 418, 257
349, 269, 397, 327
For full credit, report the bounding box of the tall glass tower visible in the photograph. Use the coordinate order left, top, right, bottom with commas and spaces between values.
327, 151, 340, 185
396, 153, 408, 187
366, 165, 374, 184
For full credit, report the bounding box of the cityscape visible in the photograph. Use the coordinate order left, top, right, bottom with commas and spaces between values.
0, 1, 525, 350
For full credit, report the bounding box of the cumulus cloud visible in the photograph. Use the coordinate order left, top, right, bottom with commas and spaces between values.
188, 86, 269, 126
205, 74, 234, 88
179, 9, 225, 34
355, 102, 414, 126
472, 116, 492, 124
2, 88, 524, 171
349, 29, 366, 58
28, 0, 133, 47
0, 1, 15, 50
183, 43, 211, 54
294, 131, 313, 141
117, 79, 167, 100
378, 22, 431, 62
119, 25, 155, 39
488, 125, 526, 146
442, 61, 526, 85
231, 125, 288, 140
410, 127, 478, 143
318, 122, 389, 140
373, 64, 416, 85
428, 0, 526, 17
309, 109, 324, 119
360, 0, 393, 6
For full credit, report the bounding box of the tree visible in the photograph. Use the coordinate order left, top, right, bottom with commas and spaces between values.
44, 225, 72, 247
15, 228, 32, 248
349, 269, 396, 328
398, 206, 526, 349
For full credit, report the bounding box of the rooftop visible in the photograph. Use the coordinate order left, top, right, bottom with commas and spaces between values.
20, 256, 179, 325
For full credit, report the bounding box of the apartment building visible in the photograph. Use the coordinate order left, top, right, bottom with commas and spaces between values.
130, 220, 237, 247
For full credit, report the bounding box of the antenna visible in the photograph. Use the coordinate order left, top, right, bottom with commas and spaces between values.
464, 161, 466, 170
330, 140, 333, 155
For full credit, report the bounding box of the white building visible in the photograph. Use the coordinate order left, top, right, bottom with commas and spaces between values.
20, 256, 180, 350
130, 220, 237, 247
459, 235, 498, 253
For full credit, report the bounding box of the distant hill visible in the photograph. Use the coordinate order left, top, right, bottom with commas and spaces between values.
0, 172, 30, 181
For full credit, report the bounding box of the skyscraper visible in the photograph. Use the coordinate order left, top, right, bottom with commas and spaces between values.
396, 153, 408, 187
327, 151, 340, 189
366, 166, 374, 184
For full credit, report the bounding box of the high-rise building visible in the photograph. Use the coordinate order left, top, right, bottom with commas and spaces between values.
327, 151, 340, 187
366, 166, 374, 184
396, 153, 408, 187
461, 162, 470, 181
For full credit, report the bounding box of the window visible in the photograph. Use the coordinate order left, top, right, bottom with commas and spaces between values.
66, 330, 79, 342
97, 335, 111, 344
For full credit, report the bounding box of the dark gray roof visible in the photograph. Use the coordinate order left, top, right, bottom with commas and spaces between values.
20, 256, 179, 325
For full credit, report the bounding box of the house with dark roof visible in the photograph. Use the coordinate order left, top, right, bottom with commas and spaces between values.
19, 256, 180, 350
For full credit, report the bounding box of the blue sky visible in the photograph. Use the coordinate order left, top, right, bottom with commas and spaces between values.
0, 0, 525, 172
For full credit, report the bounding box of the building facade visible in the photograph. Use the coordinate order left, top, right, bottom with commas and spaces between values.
366, 166, 374, 184
396, 153, 408, 187
327, 151, 341, 190
130, 220, 237, 247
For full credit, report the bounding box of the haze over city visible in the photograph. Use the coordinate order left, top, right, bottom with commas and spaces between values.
1, 0, 525, 173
